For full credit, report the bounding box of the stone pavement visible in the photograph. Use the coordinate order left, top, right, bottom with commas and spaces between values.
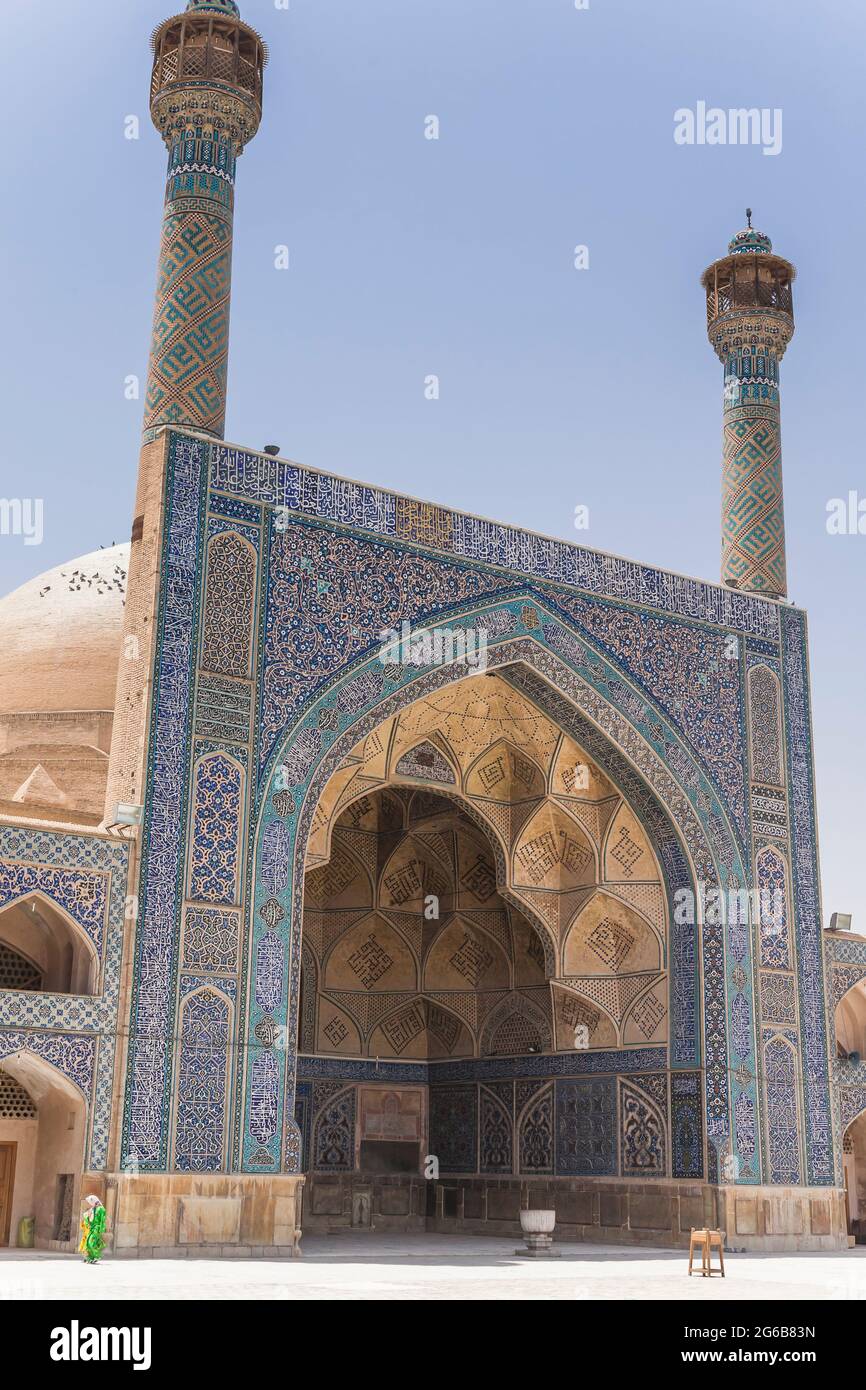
1, 1235, 865, 1300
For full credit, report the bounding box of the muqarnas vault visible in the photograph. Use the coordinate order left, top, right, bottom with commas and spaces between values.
0, 0, 861, 1256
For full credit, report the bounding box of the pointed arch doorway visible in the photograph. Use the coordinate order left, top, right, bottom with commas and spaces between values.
0, 1052, 86, 1248
290, 669, 682, 1235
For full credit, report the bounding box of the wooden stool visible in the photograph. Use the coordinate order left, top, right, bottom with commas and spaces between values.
688, 1227, 725, 1277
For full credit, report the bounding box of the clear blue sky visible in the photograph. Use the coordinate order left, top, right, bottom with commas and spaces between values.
2, 0, 864, 930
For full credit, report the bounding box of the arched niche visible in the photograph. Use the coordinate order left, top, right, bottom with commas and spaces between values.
0, 1052, 86, 1248
843, 1107, 866, 1240
245, 624, 719, 1175
836, 978, 866, 1060
0, 894, 98, 996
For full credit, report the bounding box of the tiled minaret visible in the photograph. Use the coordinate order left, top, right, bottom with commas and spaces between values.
142, 0, 266, 441
103, 0, 266, 828
702, 214, 795, 598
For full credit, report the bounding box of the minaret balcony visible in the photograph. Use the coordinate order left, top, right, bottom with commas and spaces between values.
703, 253, 794, 326
150, 16, 265, 105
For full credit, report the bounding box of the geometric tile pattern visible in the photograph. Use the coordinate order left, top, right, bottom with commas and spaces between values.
764, 1034, 802, 1185
251, 614, 756, 1176
429, 1085, 477, 1173
182, 907, 240, 973
780, 607, 835, 1184
555, 1077, 617, 1176
518, 1083, 554, 1174
671, 1071, 703, 1178
210, 445, 780, 639
759, 970, 797, 1024
174, 987, 231, 1171
620, 1079, 666, 1174
722, 411, 786, 596
313, 1087, 355, 1171
757, 846, 791, 970
0, 825, 130, 1172
121, 428, 835, 1196
708, 230, 792, 590
749, 664, 783, 785
479, 1083, 513, 1174
202, 532, 255, 677
143, 129, 237, 441
123, 434, 206, 1169
188, 753, 243, 904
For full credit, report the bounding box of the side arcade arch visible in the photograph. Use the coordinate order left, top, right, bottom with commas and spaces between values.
0, 1049, 87, 1248
0, 892, 100, 996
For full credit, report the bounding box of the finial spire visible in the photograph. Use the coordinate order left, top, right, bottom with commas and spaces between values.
746, 207, 753, 228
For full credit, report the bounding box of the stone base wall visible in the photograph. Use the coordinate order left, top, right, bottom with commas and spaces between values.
303, 1174, 426, 1233
429, 1178, 848, 1251
429, 1176, 717, 1248
89, 1172, 305, 1257
78, 1172, 847, 1253
716, 1184, 848, 1252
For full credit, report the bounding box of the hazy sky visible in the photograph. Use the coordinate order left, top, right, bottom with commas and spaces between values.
2, 0, 864, 929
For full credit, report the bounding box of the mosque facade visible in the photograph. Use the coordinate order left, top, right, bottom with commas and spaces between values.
1, 0, 864, 1255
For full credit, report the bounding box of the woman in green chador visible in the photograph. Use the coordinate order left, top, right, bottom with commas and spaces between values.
78, 1195, 107, 1264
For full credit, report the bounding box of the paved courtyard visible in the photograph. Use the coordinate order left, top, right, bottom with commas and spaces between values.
1, 1235, 865, 1300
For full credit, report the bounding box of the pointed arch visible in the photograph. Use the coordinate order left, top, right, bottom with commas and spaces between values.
480, 990, 553, 1057
393, 738, 458, 787
479, 1082, 513, 1174
0, 1048, 88, 1248
517, 1081, 554, 1174
0, 1041, 90, 1105
620, 1078, 667, 1175
312, 1085, 355, 1171
243, 602, 759, 1174
0, 891, 100, 995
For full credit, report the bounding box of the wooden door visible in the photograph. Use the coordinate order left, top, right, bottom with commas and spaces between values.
0, 1143, 17, 1245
